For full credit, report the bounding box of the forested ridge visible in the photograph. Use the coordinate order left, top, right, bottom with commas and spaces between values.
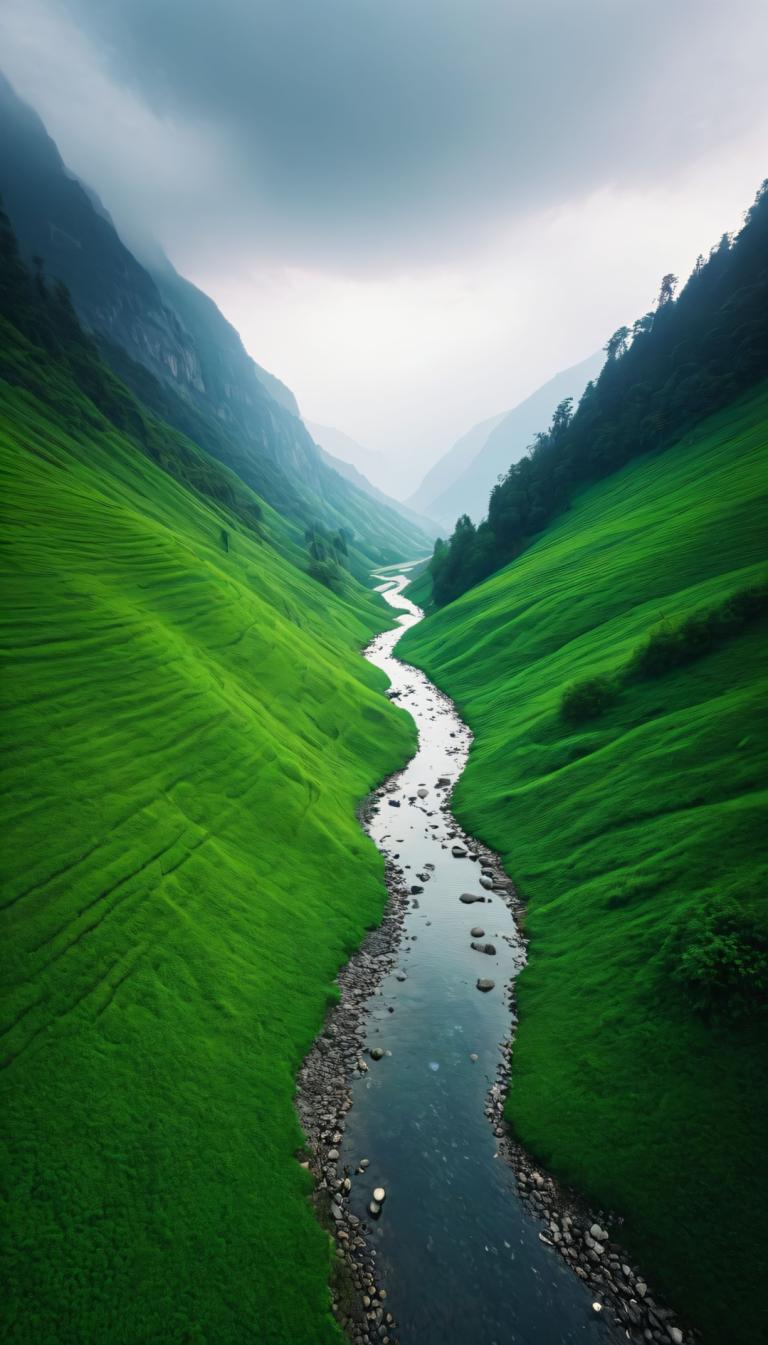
429, 181, 768, 606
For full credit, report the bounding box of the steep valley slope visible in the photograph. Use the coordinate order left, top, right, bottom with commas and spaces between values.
0, 245, 415, 1343
400, 385, 768, 1345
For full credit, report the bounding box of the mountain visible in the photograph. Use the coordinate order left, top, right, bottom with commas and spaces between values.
313, 436, 438, 540
0, 199, 416, 1344
399, 185, 768, 1344
307, 420, 388, 487
0, 72, 431, 568
406, 410, 506, 518
427, 184, 768, 604
401, 383, 768, 1345
416, 352, 604, 530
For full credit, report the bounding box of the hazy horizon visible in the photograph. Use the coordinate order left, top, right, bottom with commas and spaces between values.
1, 0, 765, 496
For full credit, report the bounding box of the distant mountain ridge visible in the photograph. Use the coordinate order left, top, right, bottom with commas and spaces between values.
411, 352, 604, 530
406, 410, 506, 518
0, 71, 432, 566
309, 420, 438, 537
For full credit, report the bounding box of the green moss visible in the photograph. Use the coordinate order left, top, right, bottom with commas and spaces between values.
0, 347, 415, 1340
400, 384, 768, 1345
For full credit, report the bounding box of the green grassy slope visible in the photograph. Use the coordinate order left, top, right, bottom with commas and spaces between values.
400, 385, 768, 1344
0, 332, 415, 1342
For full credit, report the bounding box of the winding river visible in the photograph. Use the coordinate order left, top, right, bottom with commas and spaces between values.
338, 567, 622, 1345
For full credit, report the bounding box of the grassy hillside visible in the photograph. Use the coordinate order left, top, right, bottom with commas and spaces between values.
400, 385, 768, 1345
0, 320, 415, 1342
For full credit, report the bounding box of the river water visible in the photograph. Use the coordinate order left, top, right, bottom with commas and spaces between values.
338, 568, 622, 1345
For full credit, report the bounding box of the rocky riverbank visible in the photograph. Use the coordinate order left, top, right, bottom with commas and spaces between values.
295, 639, 695, 1345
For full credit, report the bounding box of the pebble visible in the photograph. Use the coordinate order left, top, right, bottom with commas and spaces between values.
476, 978, 496, 992
372, 1187, 386, 1203
470, 927, 485, 937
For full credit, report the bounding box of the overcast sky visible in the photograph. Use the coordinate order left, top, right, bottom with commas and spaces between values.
2, 0, 766, 495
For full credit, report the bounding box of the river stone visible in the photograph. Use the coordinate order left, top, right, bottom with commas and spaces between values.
590, 1223, 609, 1241
452, 845, 467, 857
368, 1199, 381, 1218
471, 941, 497, 956
667, 1331, 683, 1345
417, 787, 428, 798
459, 893, 483, 904
479, 875, 494, 889
369, 1047, 385, 1061
387, 799, 400, 808
372, 1186, 386, 1203
437, 775, 451, 786
476, 978, 495, 992
470, 926, 485, 938
410, 884, 423, 894
469, 1053, 479, 1062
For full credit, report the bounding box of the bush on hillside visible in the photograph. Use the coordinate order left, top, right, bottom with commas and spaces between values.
629, 583, 767, 678
673, 900, 768, 1024
560, 674, 618, 723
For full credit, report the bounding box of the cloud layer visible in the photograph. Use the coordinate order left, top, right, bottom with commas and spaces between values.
1, 0, 765, 488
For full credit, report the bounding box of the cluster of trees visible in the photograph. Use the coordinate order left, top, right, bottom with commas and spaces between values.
429, 181, 768, 606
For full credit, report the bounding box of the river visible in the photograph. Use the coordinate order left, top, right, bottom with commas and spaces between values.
336, 567, 623, 1345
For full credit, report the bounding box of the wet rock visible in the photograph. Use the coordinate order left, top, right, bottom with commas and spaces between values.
368, 1200, 381, 1218
480, 875, 494, 889
476, 978, 496, 992
469, 1053, 479, 1062
369, 1047, 385, 1061
471, 941, 497, 956
452, 844, 467, 857
470, 926, 486, 938
387, 799, 400, 808
410, 884, 424, 894
459, 893, 483, 904
372, 1187, 386, 1203
417, 788, 428, 798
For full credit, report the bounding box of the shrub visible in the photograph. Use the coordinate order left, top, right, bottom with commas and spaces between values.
561, 674, 618, 723
629, 582, 767, 678
674, 900, 768, 1024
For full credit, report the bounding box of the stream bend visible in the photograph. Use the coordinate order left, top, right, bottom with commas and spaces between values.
332, 568, 622, 1345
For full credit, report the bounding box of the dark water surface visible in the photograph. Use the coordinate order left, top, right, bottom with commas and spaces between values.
339, 569, 622, 1345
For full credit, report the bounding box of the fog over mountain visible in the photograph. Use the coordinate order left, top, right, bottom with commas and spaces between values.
1, 0, 765, 492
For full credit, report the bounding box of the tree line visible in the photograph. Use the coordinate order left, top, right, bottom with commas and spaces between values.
429, 180, 768, 607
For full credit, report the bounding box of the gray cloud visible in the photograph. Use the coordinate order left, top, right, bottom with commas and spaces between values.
30, 0, 768, 267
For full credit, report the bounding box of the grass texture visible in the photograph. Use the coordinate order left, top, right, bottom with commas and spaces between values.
400, 385, 768, 1345
0, 341, 415, 1342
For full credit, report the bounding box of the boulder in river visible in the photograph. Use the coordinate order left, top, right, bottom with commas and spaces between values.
459, 893, 484, 904
387, 798, 401, 808
369, 1047, 385, 1061
470, 927, 485, 938
480, 875, 494, 889
372, 1186, 386, 1203
452, 845, 467, 857
410, 884, 424, 894
471, 941, 497, 956
476, 978, 495, 992
417, 787, 429, 798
